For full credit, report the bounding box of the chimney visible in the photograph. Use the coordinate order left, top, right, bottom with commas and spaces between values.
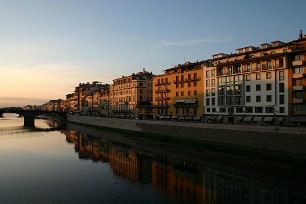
299, 30, 303, 40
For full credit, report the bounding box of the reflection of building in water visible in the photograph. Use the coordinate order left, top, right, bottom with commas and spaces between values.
151, 154, 204, 203
63, 131, 109, 162
62, 130, 306, 203
202, 166, 301, 204
109, 142, 139, 182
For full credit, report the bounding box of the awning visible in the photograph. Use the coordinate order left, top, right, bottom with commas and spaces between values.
263, 117, 273, 122
236, 55, 246, 60
185, 99, 197, 104
291, 117, 306, 123
227, 56, 237, 62
243, 116, 252, 122
175, 99, 185, 103
253, 117, 262, 122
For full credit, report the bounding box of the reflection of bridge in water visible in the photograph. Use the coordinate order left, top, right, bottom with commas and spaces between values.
0, 108, 67, 128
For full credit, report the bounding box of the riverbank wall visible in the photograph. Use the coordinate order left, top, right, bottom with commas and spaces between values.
67, 114, 306, 155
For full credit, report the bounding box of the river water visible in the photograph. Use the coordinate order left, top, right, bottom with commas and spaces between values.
0, 113, 305, 204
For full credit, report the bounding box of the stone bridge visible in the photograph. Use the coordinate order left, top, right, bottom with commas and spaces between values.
0, 108, 67, 127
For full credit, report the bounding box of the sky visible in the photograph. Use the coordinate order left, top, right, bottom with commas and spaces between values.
0, 0, 305, 107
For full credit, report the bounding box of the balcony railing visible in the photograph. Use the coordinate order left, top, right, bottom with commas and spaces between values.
273, 64, 284, 69
293, 98, 304, 104
293, 85, 304, 91
292, 60, 305, 66
293, 73, 305, 79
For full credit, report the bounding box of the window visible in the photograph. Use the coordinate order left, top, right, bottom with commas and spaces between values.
246, 96, 251, 102
139, 83, 143, 86
294, 91, 303, 98
206, 98, 210, 106
279, 95, 284, 104
211, 79, 215, 87
188, 91, 191, 96
255, 107, 263, 113
246, 75, 251, 81
194, 90, 197, 95
212, 98, 215, 105
212, 88, 215, 96
245, 107, 253, 113
266, 83, 272, 91
194, 81, 197, 87
220, 108, 226, 113
206, 80, 210, 87
266, 72, 272, 79
256, 95, 261, 102
256, 84, 261, 91
246, 85, 251, 92
257, 62, 261, 70
211, 70, 215, 77
293, 79, 303, 86
212, 108, 216, 112
279, 71, 284, 81
279, 83, 284, 92
181, 91, 184, 96
265, 107, 274, 113
266, 95, 272, 102
293, 67, 304, 73
247, 64, 251, 72
267, 61, 271, 68
236, 107, 244, 113
256, 73, 261, 80
207, 108, 211, 112
279, 107, 285, 113
206, 70, 210, 78
218, 96, 225, 105
206, 89, 210, 96
181, 82, 184, 88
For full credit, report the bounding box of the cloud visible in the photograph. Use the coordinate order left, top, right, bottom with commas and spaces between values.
150, 38, 229, 55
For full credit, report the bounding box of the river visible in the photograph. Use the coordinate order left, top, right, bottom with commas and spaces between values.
0, 113, 305, 204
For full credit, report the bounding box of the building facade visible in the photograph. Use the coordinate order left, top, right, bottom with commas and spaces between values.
151, 61, 204, 120
202, 31, 306, 125
111, 69, 153, 118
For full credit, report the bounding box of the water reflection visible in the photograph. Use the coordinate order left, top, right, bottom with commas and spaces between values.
63, 127, 306, 204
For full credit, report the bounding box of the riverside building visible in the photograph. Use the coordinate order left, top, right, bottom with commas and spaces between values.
151, 61, 204, 121
202, 31, 306, 125
111, 69, 153, 119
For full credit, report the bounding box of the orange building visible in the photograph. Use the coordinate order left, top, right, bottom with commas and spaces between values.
151, 61, 204, 120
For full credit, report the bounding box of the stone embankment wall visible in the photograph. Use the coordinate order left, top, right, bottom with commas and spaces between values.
67, 114, 306, 155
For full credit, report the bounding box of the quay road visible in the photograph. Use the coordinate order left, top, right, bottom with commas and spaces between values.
68, 114, 306, 155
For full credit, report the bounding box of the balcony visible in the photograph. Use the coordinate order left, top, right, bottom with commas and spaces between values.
293, 98, 304, 104
293, 85, 304, 91
293, 73, 305, 79
273, 64, 283, 69
292, 60, 305, 66
155, 97, 162, 101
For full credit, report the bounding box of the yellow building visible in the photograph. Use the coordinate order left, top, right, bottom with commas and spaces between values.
151, 61, 204, 120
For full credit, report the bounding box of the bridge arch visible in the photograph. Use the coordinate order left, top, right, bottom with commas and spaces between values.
0, 108, 67, 127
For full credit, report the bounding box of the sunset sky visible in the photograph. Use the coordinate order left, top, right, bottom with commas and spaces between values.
0, 0, 305, 107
